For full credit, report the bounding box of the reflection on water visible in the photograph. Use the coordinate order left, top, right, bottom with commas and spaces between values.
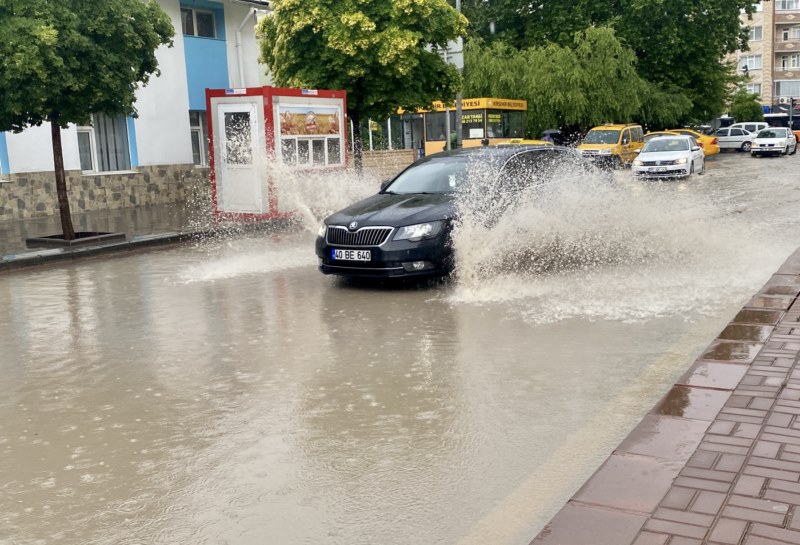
1, 154, 800, 544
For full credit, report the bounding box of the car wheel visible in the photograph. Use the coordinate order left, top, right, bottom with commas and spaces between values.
741, 142, 752, 152
792, 144, 798, 155
783, 145, 789, 156
689, 162, 694, 175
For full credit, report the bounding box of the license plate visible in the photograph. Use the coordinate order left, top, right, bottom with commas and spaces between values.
332, 248, 371, 261
650, 167, 667, 172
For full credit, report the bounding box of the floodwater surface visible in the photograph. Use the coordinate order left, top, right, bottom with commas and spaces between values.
2, 153, 800, 545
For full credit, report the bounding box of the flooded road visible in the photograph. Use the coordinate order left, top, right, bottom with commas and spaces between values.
2, 152, 800, 545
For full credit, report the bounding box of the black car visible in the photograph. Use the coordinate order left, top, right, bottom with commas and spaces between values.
315, 145, 587, 278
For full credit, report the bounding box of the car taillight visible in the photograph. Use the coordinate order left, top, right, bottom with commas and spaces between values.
711, 138, 717, 145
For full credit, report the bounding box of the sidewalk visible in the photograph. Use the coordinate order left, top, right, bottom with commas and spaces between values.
533, 249, 800, 545
0, 204, 211, 271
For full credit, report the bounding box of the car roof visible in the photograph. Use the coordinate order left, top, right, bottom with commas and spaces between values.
590, 123, 639, 130
418, 145, 576, 162
647, 135, 693, 141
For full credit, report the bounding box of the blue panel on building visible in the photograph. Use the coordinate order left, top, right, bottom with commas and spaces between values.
0, 132, 10, 175
184, 37, 229, 110
181, 0, 229, 110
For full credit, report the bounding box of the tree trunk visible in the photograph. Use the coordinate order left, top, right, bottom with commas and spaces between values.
50, 114, 75, 240
349, 110, 363, 173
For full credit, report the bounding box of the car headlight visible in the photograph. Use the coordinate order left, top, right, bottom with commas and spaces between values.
317, 223, 327, 238
675, 157, 688, 164
633, 159, 643, 166
393, 221, 444, 242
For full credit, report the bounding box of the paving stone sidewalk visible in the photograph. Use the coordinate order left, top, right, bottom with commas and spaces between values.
533, 249, 800, 545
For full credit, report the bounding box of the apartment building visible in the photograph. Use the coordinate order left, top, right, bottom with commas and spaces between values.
0, 0, 271, 221
737, 0, 800, 111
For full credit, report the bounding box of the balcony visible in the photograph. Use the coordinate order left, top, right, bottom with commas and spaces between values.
776, 13, 800, 25
775, 67, 800, 80
775, 38, 800, 52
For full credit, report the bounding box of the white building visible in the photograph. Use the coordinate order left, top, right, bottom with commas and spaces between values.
0, 0, 271, 220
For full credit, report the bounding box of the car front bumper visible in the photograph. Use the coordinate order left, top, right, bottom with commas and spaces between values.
632, 165, 690, 178
315, 235, 453, 278
751, 146, 784, 156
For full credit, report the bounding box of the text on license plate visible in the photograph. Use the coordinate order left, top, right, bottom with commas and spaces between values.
332, 248, 371, 261
650, 166, 667, 172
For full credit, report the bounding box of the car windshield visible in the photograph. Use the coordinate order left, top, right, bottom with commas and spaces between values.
757, 129, 785, 138
642, 138, 690, 153
583, 130, 620, 144
384, 156, 471, 194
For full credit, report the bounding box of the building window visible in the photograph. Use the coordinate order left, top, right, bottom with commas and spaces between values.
749, 26, 763, 41
782, 27, 800, 41
776, 80, 800, 97
180, 8, 216, 38
77, 113, 132, 173
779, 54, 800, 70
190, 111, 209, 166
778, 0, 800, 10
739, 55, 762, 72
746, 83, 762, 95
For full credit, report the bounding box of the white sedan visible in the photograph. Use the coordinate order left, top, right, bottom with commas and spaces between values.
632, 135, 705, 178
751, 127, 798, 157
714, 127, 754, 152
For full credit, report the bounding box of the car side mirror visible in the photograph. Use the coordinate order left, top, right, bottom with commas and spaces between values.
692, 146, 701, 152
380, 179, 392, 191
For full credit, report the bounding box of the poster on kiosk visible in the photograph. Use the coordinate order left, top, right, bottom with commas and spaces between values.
206, 86, 348, 221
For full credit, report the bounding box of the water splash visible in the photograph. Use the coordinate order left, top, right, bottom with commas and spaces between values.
449, 161, 792, 323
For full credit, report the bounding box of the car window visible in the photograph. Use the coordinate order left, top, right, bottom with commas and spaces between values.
757, 129, 785, 138
385, 156, 471, 194
731, 129, 744, 136
715, 129, 728, 136
584, 130, 620, 144
642, 138, 690, 153
622, 129, 631, 145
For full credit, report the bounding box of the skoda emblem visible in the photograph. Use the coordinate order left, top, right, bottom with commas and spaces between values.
348, 221, 358, 231
656, 161, 661, 166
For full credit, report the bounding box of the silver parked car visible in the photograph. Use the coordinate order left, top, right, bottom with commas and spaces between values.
714, 127, 754, 152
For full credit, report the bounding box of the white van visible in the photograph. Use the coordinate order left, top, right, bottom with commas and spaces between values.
730, 122, 768, 134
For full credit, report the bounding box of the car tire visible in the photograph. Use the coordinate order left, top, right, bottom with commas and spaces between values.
792, 144, 798, 155
783, 146, 789, 156
741, 142, 752, 152
689, 162, 694, 175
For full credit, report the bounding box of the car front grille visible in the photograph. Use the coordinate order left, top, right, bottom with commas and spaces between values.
327, 226, 392, 246
641, 160, 679, 166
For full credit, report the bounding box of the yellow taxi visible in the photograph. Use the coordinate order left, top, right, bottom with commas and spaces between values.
577, 123, 644, 168
667, 128, 720, 156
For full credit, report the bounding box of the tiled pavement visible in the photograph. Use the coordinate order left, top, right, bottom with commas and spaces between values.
533, 249, 800, 545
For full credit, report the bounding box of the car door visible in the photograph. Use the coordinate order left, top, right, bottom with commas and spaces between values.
620, 129, 633, 163
715, 128, 731, 148
730, 128, 747, 147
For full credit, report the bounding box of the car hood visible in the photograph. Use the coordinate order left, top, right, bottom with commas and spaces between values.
326, 192, 455, 227
637, 151, 690, 162
577, 144, 616, 151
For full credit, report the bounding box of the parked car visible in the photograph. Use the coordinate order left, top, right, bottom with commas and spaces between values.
577, 123, 644, 168
631, 135, 705, 178
751, 127, 798, 157
666, 128, 720, 156
315, 146, 592, 278
713, 127, 754, 152
730, 122, 769, 135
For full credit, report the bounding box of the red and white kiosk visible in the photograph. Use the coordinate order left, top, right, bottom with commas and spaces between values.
205, 86, 348, 221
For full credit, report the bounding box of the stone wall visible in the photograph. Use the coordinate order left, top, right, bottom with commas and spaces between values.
0, 165, 210, 221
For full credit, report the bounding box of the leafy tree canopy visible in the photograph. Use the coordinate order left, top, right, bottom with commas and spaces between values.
258, 0, 468, 123
462, 0, 761, 123
0, 0, 174, 132
729, 88, 765, 122
463, 27, 690, 136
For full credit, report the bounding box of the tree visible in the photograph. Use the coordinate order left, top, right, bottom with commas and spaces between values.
463, 28, 688, 136
258, 0, 467, 170
462, 0, 761, 124
0, 0, 174, 240
729, 88, 765, 122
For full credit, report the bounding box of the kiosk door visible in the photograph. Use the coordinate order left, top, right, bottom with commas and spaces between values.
216, 102, 264, 214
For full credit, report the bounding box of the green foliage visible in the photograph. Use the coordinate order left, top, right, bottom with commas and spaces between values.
0, 0, 174, 131
463, 28, 688, 135
462, 0, 761, 124
729, 88, 765, 122
258, 0, 468, 122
